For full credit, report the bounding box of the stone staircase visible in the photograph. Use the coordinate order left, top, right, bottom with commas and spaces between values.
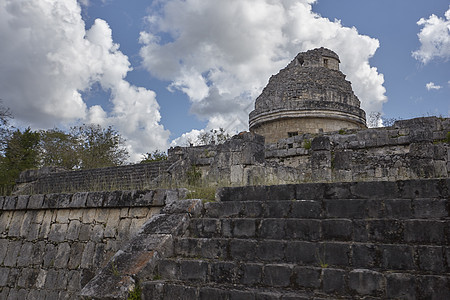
141, 180, 450, 299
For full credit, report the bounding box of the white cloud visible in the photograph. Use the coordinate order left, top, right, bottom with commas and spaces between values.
0, 0, 169, 162
169, 129, 204, 147
140, 0, 387, 139
426, 82, 442, 90
412, 6, 450, 64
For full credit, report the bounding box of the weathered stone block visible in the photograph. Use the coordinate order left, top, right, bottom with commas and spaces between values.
54, 243, 71, 268
404, 220, 445, 244
266, 184, 296, 201
230, 239, 257, 261
78, 223, 92, 241
161, 199, 203, 217
210, 261, 236, 284
263, 264, 292, 287
48, 223, 68, 242
262, 201, 291, 218
256, 240, 285, 262
312, 136, 331, 151
381, 245, 415, 270
42, 244, 56, 268
44, 269, 59, 290
290, 200, 321, 218
295, 183, 326, 200
16, 242, 33, 267
321, 219, 352, 241
384, 199, 412, 219
286, 219, 320, 241
86, 192, 104, 207
413, 198, 448, 218
68, 242, 84, 270
294, 266, 321, 288
80, 241, 95, 268
3, 196, 17, 210
351, 244, 378, 268
16, 195, 29, 210
141, 213, 189, 236
242, 202, 263, 218
238, 263, 262, 285
285, 241, 317, 264
368, 220, 404, 243
179, 260, 208, 282
319, 242, 350, 267
233, 219, 256, 238
416, 246, 445, 273
259, 219, 286, 239
348, 269, 384, 296
3, 240, 21, 267
163, 283, 198, 300
0, 267, 10, 287
385, 273, 417, 299
417, 275, 450, 299
157, 259, 179, 281
322, 268, 347, 294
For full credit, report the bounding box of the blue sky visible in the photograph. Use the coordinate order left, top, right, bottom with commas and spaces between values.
0, 0, 449, 161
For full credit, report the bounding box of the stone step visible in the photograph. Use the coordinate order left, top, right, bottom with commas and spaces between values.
188, 217, 449, 245
150, 258, 450, 299
174, 237, 450, 273
141, 281, 324, 300
216, 179, 449, 202
204, 198, 448, 220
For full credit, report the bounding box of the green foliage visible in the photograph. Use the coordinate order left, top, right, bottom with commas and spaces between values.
338, 129, 346, 135
186, 164, 202, 186
140, 150, 168, 163
303, 139, 311, 150
446, 131, 450, 143
153, 274, 161, 280
186, 186, 216, 202
196, 128, 231, 146
71, 124, 129, 169
39, 129, 78, 170
0, 128, 40, 187
127, 282, 142, 300
0, 100, 12, 153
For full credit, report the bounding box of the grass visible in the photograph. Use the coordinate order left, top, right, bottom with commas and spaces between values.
127, 281, 142, 300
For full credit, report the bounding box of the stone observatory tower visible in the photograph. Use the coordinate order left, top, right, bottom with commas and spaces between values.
249, 47, 367, 143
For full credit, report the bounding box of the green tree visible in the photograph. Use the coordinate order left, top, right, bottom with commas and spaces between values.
196, 128, 231, 146
0, 128, 40, 186
0, 100, 12, 153
140, 150, 168, 163
39, 129, 78, 170
71, 124, 129, 169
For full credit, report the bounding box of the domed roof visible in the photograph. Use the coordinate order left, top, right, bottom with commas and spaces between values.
249, 47, 366, 134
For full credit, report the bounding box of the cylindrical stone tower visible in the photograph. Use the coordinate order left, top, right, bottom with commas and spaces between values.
249, 47, 367, 143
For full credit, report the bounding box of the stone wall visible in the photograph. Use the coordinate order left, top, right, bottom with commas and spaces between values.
0, 177, 448, 299
251, 116, 362, 143
264, 116, 450, 182
15, 160, 174, 195
0, 188, 186, 299
72, 178, 449, 299
13, 117, 450, 195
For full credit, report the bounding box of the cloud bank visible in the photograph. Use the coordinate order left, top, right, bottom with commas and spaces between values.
140, 0, 387, 142
0, 0, 169, 161
412, 6, 450, 64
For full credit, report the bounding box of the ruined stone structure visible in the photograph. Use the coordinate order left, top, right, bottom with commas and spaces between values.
249, 48, 367, 143
12, 117, 450, 195
1, 48, 449, 299
1, 179, 449, 299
